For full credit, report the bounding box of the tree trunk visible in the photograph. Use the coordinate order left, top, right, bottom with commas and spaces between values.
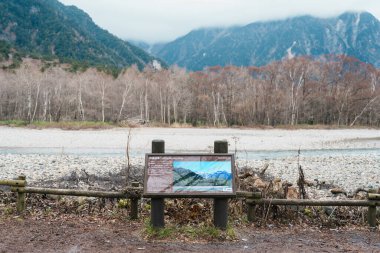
101, 81, 105, 122
160, 88, 164, 123
77, 81, 85, 121
173, 98, 177, 123
167, 101, 171, 125
31, 82, 41, 123
139, 93, 143, 121
144, 80, 149, 122
350, 96, 378, 126
27, 83, 32, 122
42, 90, 49, 121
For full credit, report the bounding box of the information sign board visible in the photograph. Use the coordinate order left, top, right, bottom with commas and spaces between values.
144, 154, 235, 196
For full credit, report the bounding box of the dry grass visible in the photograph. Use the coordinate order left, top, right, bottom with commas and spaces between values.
1, 120, 378, 130
0, 120, 115, 130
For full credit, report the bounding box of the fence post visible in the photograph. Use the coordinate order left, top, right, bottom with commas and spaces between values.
368, 204, 377, 228
247, 202, 255, 222
130, 182, 140, 220
16, 175, 26, 214
213, 140, 229, 230
151, 140, 165, 228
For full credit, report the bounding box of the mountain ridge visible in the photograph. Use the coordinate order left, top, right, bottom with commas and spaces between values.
0, 0, 162, 69
150, 11, 380, 70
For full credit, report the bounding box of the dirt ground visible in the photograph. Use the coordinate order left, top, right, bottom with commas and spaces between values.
1, 217, 379, 253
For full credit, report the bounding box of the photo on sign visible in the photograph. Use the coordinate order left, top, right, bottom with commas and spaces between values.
144, 154, 235, 195
172, 160, 232, 192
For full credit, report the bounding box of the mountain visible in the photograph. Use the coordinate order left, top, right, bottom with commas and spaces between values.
152, 12, 380, 70
207, 171, 232, 180
173, 167, 232, 187
198, 170, 232, 180
0, 0, 161, 69
173, 167, 204, 186
128, 40, 151, 52
0, 40, 23, 68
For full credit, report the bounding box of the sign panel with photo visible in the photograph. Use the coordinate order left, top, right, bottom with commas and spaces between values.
144, 154, 235, 196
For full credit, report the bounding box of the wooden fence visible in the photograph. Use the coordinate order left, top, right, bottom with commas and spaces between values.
0, 176, 142, 219
243, 192, 380, 227
1, 176, 379, 227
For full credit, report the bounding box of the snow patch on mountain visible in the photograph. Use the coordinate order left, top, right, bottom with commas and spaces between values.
286, 41, 297, 59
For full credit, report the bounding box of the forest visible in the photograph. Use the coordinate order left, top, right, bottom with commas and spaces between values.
0, 55, 379, 127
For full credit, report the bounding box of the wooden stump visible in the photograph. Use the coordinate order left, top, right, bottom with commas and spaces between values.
130, 182, 140, 220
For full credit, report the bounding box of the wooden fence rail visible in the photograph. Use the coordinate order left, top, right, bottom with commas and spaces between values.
0, 179, 26, 187
247, 198, 380, 206
1, 177, 379, 227
245, 194, 380, 227
10, 186, 142, 198
1, 176, 142, 219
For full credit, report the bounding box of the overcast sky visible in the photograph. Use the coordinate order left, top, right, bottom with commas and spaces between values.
58, 0, 380, 44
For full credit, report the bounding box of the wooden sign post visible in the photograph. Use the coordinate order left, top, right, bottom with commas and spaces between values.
145, 140, 235, 230
150, 140, 165, 228
213, 140, 229, 229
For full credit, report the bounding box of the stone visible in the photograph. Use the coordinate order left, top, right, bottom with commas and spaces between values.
330, 188, 346, 195
304, 180, 315, 187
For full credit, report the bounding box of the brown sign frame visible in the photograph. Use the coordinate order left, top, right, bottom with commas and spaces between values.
144, 153, 236, 197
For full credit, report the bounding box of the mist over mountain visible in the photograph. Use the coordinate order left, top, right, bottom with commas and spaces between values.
0, 0, 161, 69
3, 1, 377, 72
151, 12, 380, 71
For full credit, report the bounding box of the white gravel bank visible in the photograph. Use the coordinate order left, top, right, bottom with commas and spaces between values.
0, 127, 379, 196
0, 126, 379, 151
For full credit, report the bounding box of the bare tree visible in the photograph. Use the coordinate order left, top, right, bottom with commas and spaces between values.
116, 67, 136, 122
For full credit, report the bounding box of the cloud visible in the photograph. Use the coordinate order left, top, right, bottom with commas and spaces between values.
59, 0, 380, 43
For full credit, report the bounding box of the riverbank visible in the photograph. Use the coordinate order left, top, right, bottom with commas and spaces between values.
0, 153, 379, 196
0, 126, 379, 151
1, 120, 379, 130
0, 126, 379, 197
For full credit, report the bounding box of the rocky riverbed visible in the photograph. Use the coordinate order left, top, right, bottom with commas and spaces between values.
0, 126, 379, 198
0, 152, 379, 198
